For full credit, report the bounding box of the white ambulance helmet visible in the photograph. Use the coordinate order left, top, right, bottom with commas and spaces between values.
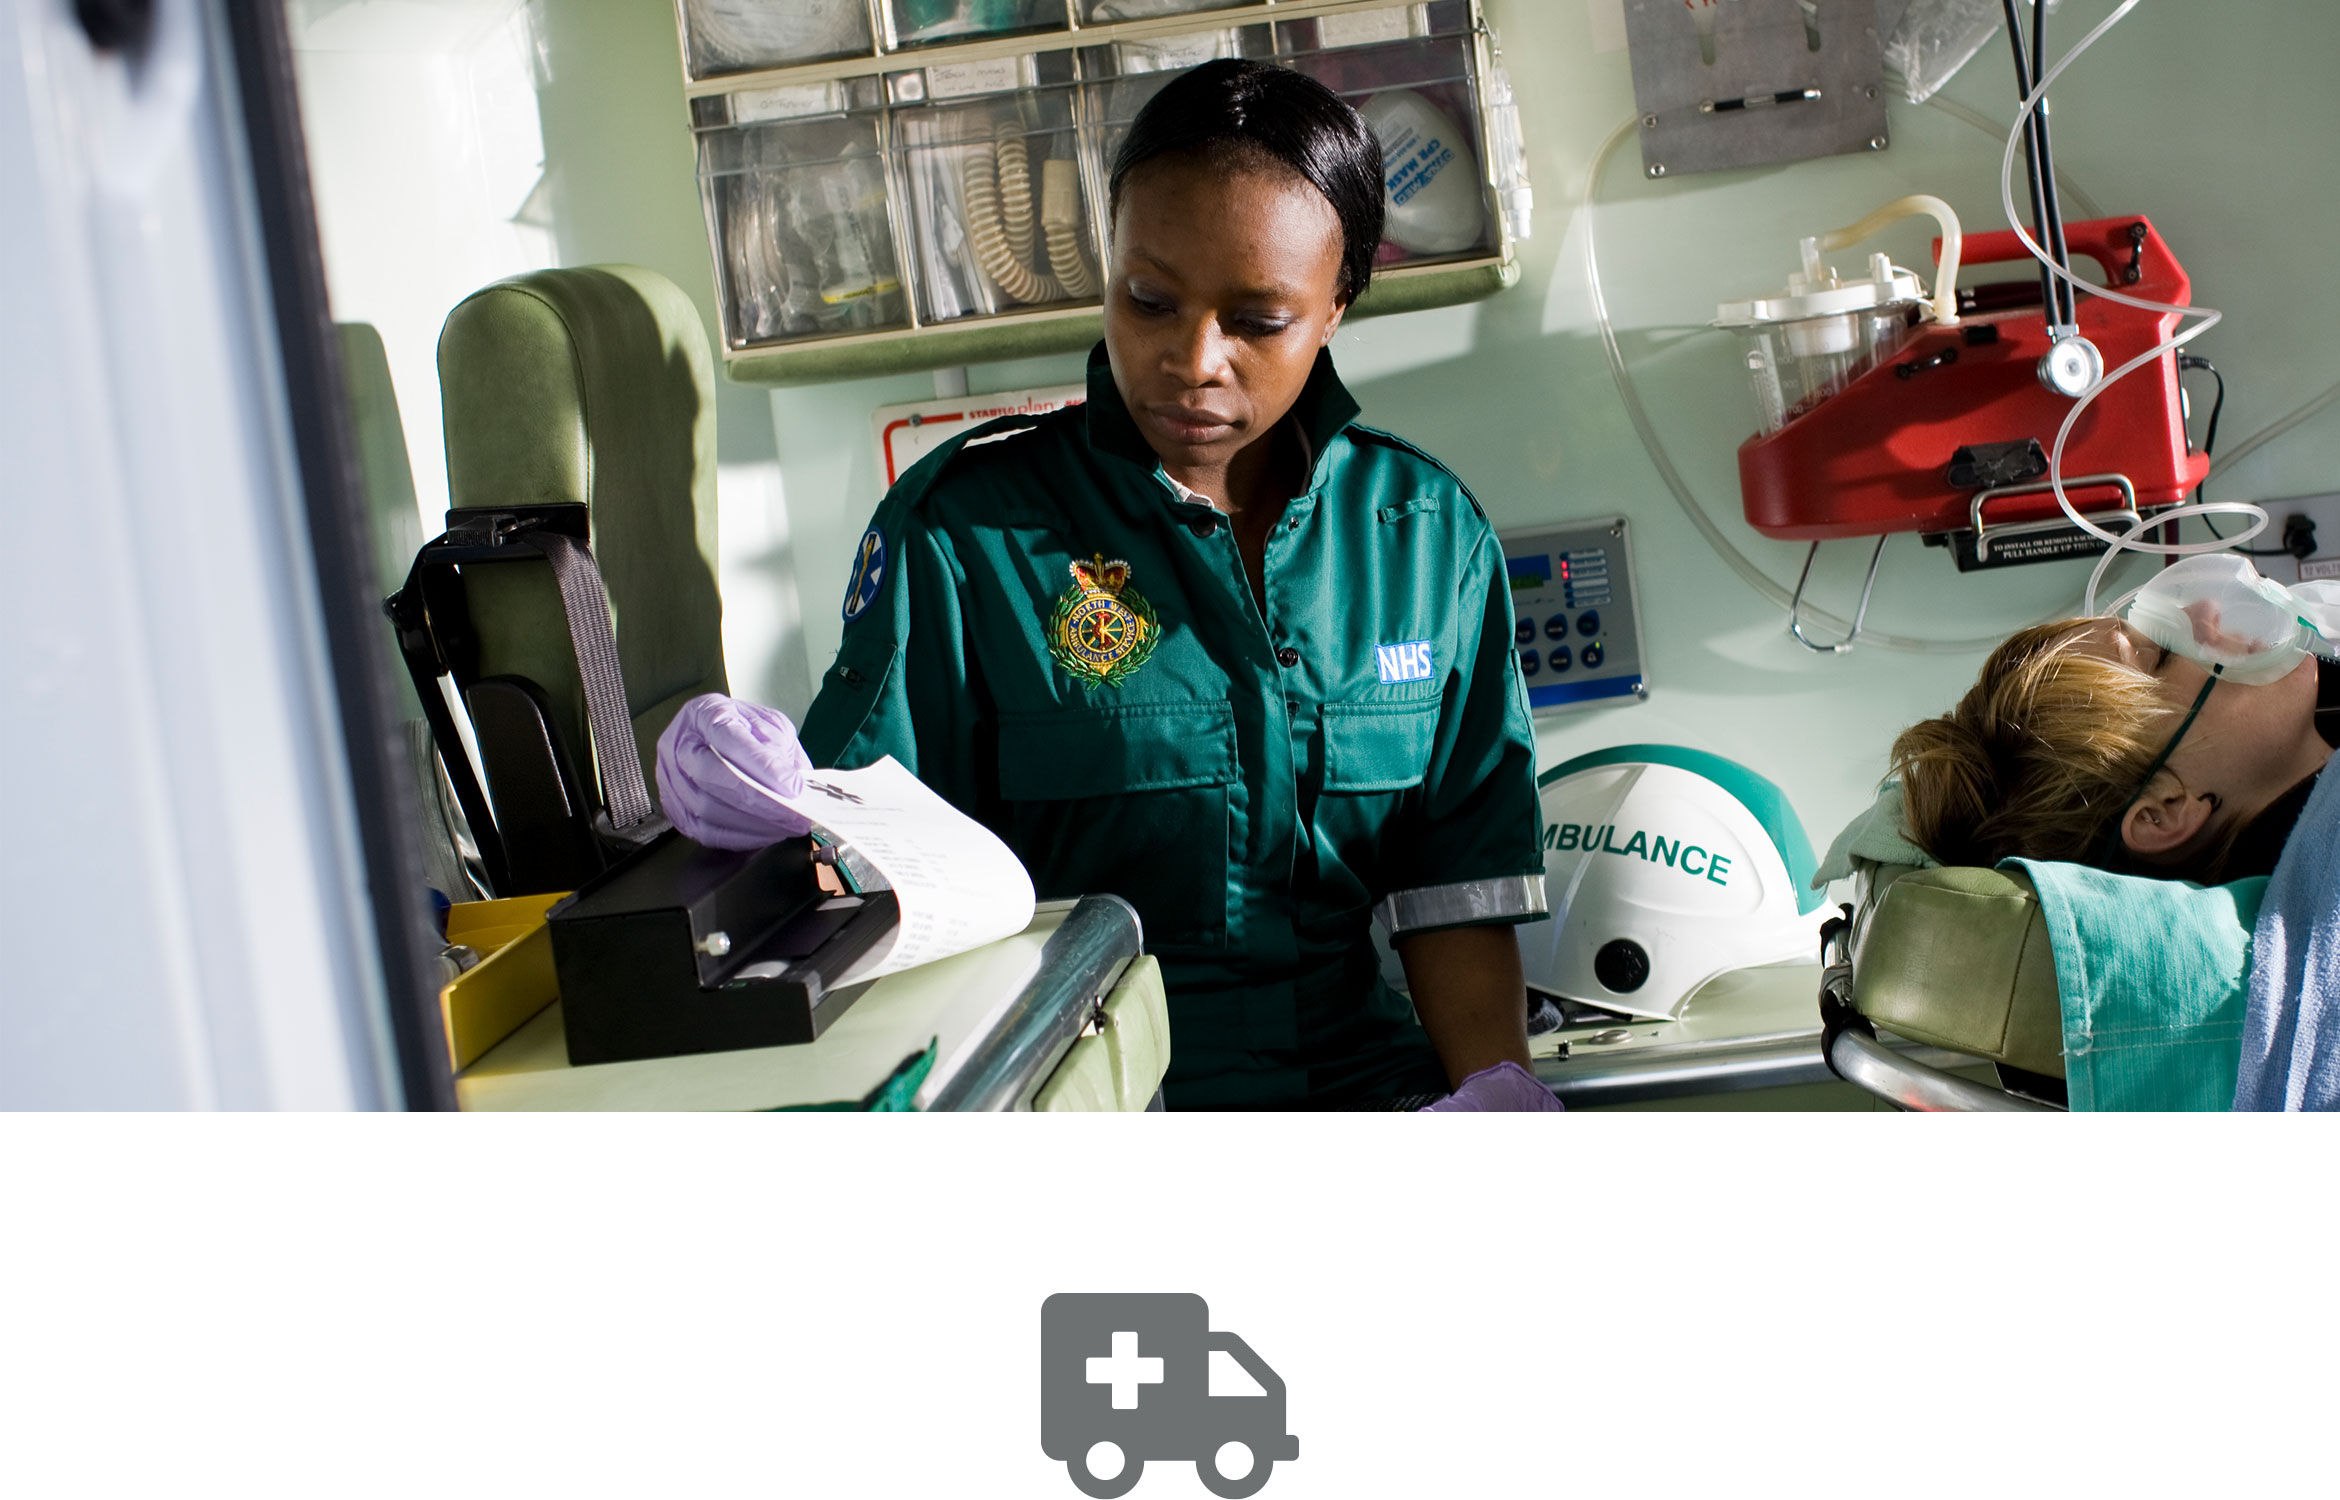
1523, 745, 1825, 1021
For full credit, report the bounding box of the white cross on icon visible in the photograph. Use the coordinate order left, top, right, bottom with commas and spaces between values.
1086, 1330, 1165, 1410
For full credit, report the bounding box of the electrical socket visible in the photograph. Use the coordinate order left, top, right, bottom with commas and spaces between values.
2244, 493, 2339, 585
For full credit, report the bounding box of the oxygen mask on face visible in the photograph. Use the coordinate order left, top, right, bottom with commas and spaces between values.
2122, 553, 2340, 687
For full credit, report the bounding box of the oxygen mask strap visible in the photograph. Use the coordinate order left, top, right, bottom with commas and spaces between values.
2095, 667, 2220, 864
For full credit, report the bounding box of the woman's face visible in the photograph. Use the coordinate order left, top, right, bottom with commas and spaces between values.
2077, 619, 2330, 859
1102, 153, 1348, 473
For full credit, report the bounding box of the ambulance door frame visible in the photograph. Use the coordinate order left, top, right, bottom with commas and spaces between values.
223, 1, 455, 1107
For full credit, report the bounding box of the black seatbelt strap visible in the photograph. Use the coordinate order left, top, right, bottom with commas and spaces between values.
529, 529, 655, 838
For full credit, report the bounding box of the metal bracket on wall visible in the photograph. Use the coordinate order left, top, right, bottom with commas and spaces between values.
1623, 0, 1892, 179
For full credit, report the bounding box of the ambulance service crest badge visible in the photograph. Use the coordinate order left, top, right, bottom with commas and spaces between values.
1048, 554, 1159, 690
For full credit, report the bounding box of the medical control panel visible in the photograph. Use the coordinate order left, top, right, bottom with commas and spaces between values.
1500, 517, 1646, 715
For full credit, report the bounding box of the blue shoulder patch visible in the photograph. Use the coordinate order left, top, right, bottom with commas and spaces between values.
841, 526, 887, 622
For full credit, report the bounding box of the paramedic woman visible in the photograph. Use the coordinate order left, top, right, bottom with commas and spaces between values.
658, 61, 1556, 1111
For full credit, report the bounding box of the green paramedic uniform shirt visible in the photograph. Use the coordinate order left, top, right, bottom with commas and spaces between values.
800, 346, 1546, 1108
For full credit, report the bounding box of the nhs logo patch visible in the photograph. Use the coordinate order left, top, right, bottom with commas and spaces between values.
1375, 639, 1435, 684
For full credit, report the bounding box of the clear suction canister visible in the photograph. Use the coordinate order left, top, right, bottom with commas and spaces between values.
1715, 195, 1965, 434
1718, 248, 1924, 434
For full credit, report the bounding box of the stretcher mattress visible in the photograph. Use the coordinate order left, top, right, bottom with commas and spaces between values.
1851, 863, 2065, 1079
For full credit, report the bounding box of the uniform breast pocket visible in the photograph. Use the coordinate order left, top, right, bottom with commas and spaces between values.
996, 701, 1238, 952
1321, 697, 1441, 794
1311, 698, 1443, 909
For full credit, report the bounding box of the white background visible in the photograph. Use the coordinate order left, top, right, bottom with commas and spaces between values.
3, 1116, 2330, 1497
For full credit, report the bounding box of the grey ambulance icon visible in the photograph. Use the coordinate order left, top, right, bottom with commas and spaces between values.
1041, 1293, 1298, 1498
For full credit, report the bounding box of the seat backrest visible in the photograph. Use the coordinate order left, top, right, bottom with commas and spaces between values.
1850, 862, 2065, 1078
337, 322, 427, 604
340, 322, 480, 900
437, 264, 726, 806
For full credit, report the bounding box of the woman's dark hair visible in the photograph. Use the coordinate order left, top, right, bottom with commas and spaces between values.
1108, 58, 1385, 306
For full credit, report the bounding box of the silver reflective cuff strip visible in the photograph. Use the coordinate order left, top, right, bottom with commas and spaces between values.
1375, 875, 1549, 936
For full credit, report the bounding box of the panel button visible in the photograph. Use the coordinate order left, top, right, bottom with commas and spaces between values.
1580, 642, 1605, 670
1518, 648, 1539, 677
1515, 616, 1535, 646
1274, 646, 1301, 668
1547, 645, 1572, 673
1544, 613, 1569, 641
1576, 610, 1601, 637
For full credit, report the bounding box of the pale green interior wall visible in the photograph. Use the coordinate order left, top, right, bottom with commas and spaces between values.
303, 0, 2340, 859
755, 0, 2340, 856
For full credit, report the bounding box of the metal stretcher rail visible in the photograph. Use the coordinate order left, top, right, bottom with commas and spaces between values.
1532, 1025, 1983, 1108
1826, 1028, 2057, 1112
922, 894, 1143, 1112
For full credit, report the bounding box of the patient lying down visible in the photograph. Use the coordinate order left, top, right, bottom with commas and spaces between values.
1886, 581, 2339, 1109
1889, 617, 2335, 883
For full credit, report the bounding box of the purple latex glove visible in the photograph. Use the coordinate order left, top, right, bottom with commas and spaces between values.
1421, 1060, 1564, 1113
654, 694, 817, 850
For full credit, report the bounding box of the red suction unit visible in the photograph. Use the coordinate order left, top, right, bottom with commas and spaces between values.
1735, 216, 2206, 556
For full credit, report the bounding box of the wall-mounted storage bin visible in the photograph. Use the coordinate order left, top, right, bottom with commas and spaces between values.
884, 0, 1069, 51
675, 0, 1529, 385
889, 68, 1099, 323
700, 100, 912, 346
680, 0, 877, 77
1080, 0, 1252, 21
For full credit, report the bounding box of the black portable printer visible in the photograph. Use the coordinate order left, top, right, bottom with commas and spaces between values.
546, 831, 898, 1065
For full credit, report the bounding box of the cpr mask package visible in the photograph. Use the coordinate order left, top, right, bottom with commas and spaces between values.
1360, 89, 1484, 256
2122, 554, 2340, 688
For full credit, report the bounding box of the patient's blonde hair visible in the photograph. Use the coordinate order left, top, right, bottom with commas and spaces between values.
1890, 619, 2175, 869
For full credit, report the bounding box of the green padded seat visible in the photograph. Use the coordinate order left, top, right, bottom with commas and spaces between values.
437, 265, 727, 806
341, 322, 484, 899
338, 323, 426, 605
1851, 863, 2066, 1078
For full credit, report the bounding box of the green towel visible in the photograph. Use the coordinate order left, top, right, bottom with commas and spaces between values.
2008, 862, 2267, 1111
777, 1040, 938, 1112
1815, 781, 1935, 887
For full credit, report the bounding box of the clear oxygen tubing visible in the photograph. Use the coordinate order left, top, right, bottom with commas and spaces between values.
1583, 115, 2018, 653
1917, 91, 2103, 219
2212, 377, 2340, 474
1991, 0, 2275, 614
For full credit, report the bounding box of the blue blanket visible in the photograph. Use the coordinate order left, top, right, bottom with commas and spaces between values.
2008, 860, 2267, 1112
2233, 767, 2340, 1111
